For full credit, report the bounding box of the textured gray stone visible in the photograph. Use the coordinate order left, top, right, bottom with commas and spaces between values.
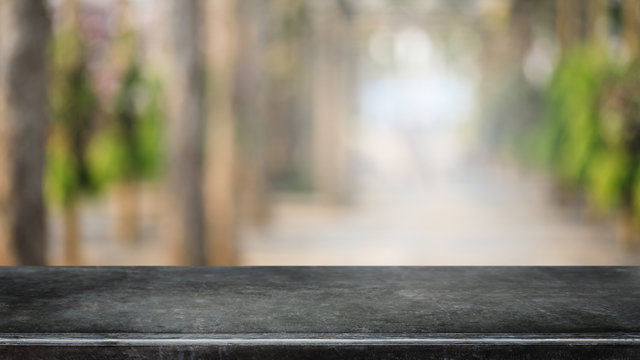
0, 266, 639, 359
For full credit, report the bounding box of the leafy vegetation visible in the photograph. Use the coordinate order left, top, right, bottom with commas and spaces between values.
88, 67, 164, 188
483, 44, 640, 232
47, 25, 99, 206
46, 17, 164, 208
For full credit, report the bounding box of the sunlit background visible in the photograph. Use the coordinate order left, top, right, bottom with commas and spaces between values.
1, 0, 639, 265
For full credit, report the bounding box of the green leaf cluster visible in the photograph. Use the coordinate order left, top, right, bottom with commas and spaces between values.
533, 47, 640, 214
535, 47, 608, 186
87, 67, 165, 188
46, 24, 165, 207
489, 45, 640, 222
46, 27, 100, 206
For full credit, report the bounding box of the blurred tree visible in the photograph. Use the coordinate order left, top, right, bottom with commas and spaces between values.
91, 0, 164, 244
0, 0, 50, 265
541, 49, 607, 190
309, 0, 355, 204
526, 0, 640, 248
474, 1, 513, 150
586, 0, 608, 47
556, 0, 582, 52
622, 0, 640, 56
556, 0, 608, 51
166, 0, 207, 265
594, 66, 639, 247
234, 0, 270, 224
613, 0, 640, 246
111, 0, 140, 245
265, 0, 313, 194
205, 0, 238, 265
503, 0, 541, 155
47, 0, 99, 265
510, 0, 533, 68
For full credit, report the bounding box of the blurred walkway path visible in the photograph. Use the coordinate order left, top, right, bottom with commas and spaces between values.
47, 122, 640, 265
240, 122, 640, 265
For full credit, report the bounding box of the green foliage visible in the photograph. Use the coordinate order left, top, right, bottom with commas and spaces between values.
46, 135, 80, 206
535, 47, 608, 187
46, 21, 165, 207
46, 26, 100, 206
527, 46, 640, 213
87, 68, 165, 187
490, 44, 640, 219
587, 149, 632, 210
592, 61, 640, 213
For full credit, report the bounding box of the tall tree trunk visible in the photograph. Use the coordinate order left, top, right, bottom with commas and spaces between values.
115, 181, 137, 244
0, 0, 50, 265
510, 0, 533, 67
619, 0, 640, 248
556, 0, 581, 52
310, 0, 354, 204
204, 0, 238, 265
264, 0, 312, 194
623, 0, 640, 57
113, 0, 138, 246
166, 0, 207, 265
294, 10, 315, 191
234, 0, 269, 225
63, 201, 81, 265
586, 0, 608, 46
264, 0, 293, 190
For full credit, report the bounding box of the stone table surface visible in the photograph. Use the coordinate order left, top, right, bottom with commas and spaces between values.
0, 266, 639, 359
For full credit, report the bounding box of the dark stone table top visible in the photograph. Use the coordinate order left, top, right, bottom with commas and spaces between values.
1, 266, 639, 359
1, 266, 639, 334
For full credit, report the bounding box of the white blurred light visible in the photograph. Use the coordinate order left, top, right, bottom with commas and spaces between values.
368, 28, 394, 66
359, 69, 475, 128
393, 27, 432, 70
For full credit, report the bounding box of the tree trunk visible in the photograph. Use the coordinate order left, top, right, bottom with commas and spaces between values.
623, 0, 640, 56
510, 0, 533, 66
263, 0, 313, 194
617, 206, 638, 250
586, 0, 608, 46
310, 0, 354, 204
234, 0, 270, 225
112, 0, 138, 247
204, 0, 238, 265
115, 180, 137, 245
556, 0, 581, 52
166, 0, 207, 265
63, 201, 81, 265
0, 0, 50, 265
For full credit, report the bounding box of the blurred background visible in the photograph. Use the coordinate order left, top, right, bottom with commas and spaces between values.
1, 0, 640, 265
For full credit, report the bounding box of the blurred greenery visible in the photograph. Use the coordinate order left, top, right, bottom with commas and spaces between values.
88, 68, 164, 188
537, 47, 607, 187
46, 19, 164, 208
47, 26, 99, 206
483, 42, 640, 228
